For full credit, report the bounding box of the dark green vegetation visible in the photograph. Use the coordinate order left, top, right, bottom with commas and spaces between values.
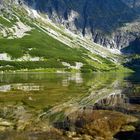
0, 60, 65, 70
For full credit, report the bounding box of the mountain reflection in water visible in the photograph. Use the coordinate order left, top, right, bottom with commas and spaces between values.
0, 72, 140, 140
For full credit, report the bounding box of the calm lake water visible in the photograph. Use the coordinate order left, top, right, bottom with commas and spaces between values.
0, 72, 140, 140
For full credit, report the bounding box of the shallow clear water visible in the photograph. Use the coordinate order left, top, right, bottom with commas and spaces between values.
0, 72, 140, 140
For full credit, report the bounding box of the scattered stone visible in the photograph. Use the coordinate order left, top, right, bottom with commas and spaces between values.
58, 110, 138, 140
0, 120, 12, 127
66, 131, 76, 138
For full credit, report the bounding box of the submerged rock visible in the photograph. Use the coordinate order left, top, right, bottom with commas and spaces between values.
0, 118, 14, 132
55, 109, 138, 140
0, 103, 139, 140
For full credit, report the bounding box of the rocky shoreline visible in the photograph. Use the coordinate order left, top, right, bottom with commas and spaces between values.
0, 104, 139, 140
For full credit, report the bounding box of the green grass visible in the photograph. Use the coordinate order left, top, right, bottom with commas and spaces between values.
0, 29, 86, 70
0, 16, 13, 27
0, 29, 85, 60
0, 60, 66, 71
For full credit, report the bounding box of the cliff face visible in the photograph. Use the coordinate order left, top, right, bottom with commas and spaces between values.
122, 0, 140, 8
22, 0, 140, 50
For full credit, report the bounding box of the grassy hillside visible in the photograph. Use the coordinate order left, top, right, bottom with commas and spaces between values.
0, 4, 129, 72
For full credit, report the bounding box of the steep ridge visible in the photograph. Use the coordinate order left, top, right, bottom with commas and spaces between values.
0, 0, 127, 72
23, 0, 140, 50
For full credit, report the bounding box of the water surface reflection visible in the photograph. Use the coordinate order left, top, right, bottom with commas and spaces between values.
0, 72, 139, 140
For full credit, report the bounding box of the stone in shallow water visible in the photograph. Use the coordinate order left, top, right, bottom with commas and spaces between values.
55, 109, 138, 140
0, 118, 14, 132
120, 125, 136, 132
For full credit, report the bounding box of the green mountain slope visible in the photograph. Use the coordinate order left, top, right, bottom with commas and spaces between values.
0, 2, 129, 72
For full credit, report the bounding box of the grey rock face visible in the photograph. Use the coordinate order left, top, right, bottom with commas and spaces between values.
16, 0, 140, 50
122, 0, 140, 8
